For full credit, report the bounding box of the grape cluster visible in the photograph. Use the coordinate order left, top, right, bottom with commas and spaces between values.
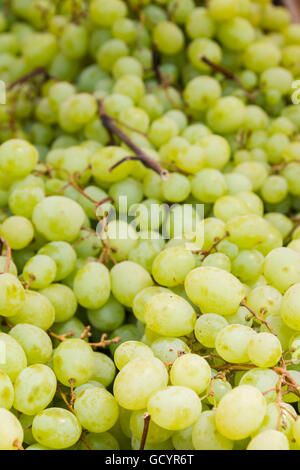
0, 0, 300, 452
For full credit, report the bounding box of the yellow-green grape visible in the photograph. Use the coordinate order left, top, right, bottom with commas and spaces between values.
194, 314, 228, 348
91, 352, 116, 387
153, 21, 184, 55
208, 0, 238, 21
147, 386, 202, 431
110, 261, 153, 308
206, 97, 246, 134
215, 385, 266, 440
32, 408, 81, 449
53, 339, 95, 387
215, 324, 256, 363
239, 368, 278, 404
184, 76, 221, 112
199, 135, 231, 170
152, 247, 195, 287
263, 248, 300, 293
113, 357, 168, 410
247, 430, 289, 450
288, 240, 300, 256
185, 267, 245, 316
246, 285, 282, 317
0, 370, 14, 409
151, 337, 190, 363
73, 261, 110, 309
89, 0, 127, 27
202, 252, 231, 272
265, 213, 293, 240
40, 284, 77, 323
74, 387, 119, 433
77, 431, 120, 450
226, 214, 274, 250
25, 443, 51, 450
234, 162, 268, 192
192, 410, 234, 450
109, 177, 143, 210
231, 249, 264, 283
22, 255, 57, 289
225, 173, 253, 195
186, 6, 215, 38
161, 173, 191, 203
130, 409, 173, 444
100, 220, 139, 261
226, 306, 253, 327
38, 241, 77, 281
145, 292, 196, 337
192, 168, 227, 203
243, 41, 281, 73
131, 435, 174, 451
253, 402, 295, 439
0, 273, 25, 317
261, 176, 288, 204
235, 191, 264, 216
19, 413, 35, 446
13, 364, 56, 415
170, 354, 211, 395
214, 196, 250, 223
172, 426, 194, 450
217, 17, 255, 51
0, 216, 34, 250
87, 295, 125, 331
9, 324, 52, 365
0, 256, 17, 276
0, 408, 24, 450
206, 375, 232, 406
174, 145, 206, 174
9, 290, 55, 331
0, 139, 38, 180
293, 417, 300, 447
32, 196, 85, 242
280, 284, 300, 331
260, 314, 295, 352
188, 38, 221, 72
149, 117, 179, 148
114, 341, 154, 370
9, 185, 45, 219
58, 93, 97, 132
0, 332, 27, 382
247, 333, 282, 368
281, 163, 300, 197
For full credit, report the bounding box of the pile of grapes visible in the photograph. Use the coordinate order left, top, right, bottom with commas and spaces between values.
0, 0, 300, 451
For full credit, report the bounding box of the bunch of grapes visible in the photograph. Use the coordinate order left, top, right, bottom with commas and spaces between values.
0, 0, 300, 451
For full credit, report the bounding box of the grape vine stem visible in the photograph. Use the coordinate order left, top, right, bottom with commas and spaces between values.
139, 412, 151, 450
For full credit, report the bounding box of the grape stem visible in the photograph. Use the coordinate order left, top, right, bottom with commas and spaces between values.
7, 67, 51, 91
57, 384, 75, 413
79, 433, 93, 451
240, 299, 276, 335
13, 440, 24, 450
48, 330, 75, 342
69, 378, 76, 408
283, 0, 300, 22
192, 232, 229, 258
88, 333, 121, 349
97, 100, 169, 179
0, 236, 11, 273
271, 160, 300, 174
139, 412, 151, 450
80, 325, 92, 340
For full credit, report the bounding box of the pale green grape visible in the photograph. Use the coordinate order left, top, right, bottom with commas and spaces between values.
110, 261, 153, 308
202, 252, 231, 272
246, 285, 282, 317
53, 338, 95, 387
73, 261, 110, 309
99, 220, 139, 261
217, 17, 255, 51
184, 76, 221, 112
113, 357, 168, 410
247, 333, 282, 368
9, 324, 52, 365
91, 352, 116, 387
0, 332, 27, 382
231, 249, 264, 283
87, 296, 125, 331
0, 139, 38, 180
40, 284, 77, 323
194, 314, 228, 348
280, 284, 300, 331
114, 341, 154, 370
214, 196, 250, 222
153, 21, 184, 55
192, 410, 234, 450
0, 273, 25, 318
206, 97, 246, 134
9, 185, 45, 218
293, 417, 300, 446
239, 368, 278, 404
185, 267, 245, 316
263, 248, 300, 293
145, 292, 196, 337
58, 93, 97, 133
192, 169, 227, 203
22, 255, 56, 289
149, 117, 179, 148
247, 430, 289, 450
260, 314, 295, 352
78, 431, 120, 450
90, 0, 127, 27
170, 354, 211, 395
151, 337, 190, 363
215, 324, 256, 363
235, 191, 264, 216
215, 385, 266, 440
253, 402, 295, 438
0, 408, 24, 450
74, 387, 119, 433
147, 386, 202, 431
13, 364, 56, 415
162, 173, 191, 203
32, 408, 81, 449
0, 370, 14, 409
172, 426, 194, 450
9, 290, 55, 331
152, 247, 195, 287
243, 41, 281, 73
0, 216, 34, 250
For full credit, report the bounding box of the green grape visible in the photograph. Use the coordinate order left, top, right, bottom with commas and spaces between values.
114, 357, 168, 410
186, 7, 215, 39
151, 337, 190, 363
206, 375, 232, 406
243, 40, 281, 73
114, 341, 154, 370
91, 146, 133, 183
0, 139, 38, 180
50, 317, 85, 347
0, 273, 25, 318
147, 386, 202, 431
254, 401, 295, 439
145, 292, 196, 337
78, 432, 120, 451
9, 185, 45, 218
264, 213, 293, 239
184, 76, 221, 112
73, 261, 110, 310
206, 97, 246, 134
110, 261, 153, 308
0, 216, 34, 250
192, 169, 227, 203
192, 410, 234, 450
208, 0, 238, 21
261, 176, 288, 204
260, 314, 295, 352
109, 324, 142, 355
214, 195, 250, 222
231, 249, 264, 283
13, 364, 56, 415
280, 284, 300, 331
239, 368, 278, 404
25, 443, 51, 450
60, 24, 87, 59
22, 254, 56, 289
112, 74, 145, 104
217, 17, 255, 51
153, 21, 184, 55
130, 409, 173, 444
281, 163, 300, 197
0, 408, 24, 450
152, 247, 195, 287
32, 408, 81, 449
38, 241, 77, 281
194, 313, 228, 348
40, 284, 77, 323
9, 289, 55, 331
288, 240, 300, 256
109, 177, 143, 210
293, 418, 300, 446
247, 430, 289, 450
215, 324, 256, 363
202, 252, 231, 272
217, 239, 239, 261
0, 332, 27, 382
87, 295, 125, 332
89, 0, 127, 27
58, 93, 97, 132
9, 324, 52, 365
0, 370, 14, 409
174, 145, 205, 174
185, 266, 245, 316
91, 352, 116, 387
149, 117, 179, 148
161, 173, 191, 203
172, 426, 194, 450
226, 305, 253, 327
19, 413, 35, 445
247, 333, 282, 368
131, 435, 174, 450
53, 338, 95, 387
128, 234, 165, 273
215, 385, 266, 440
170, 354, 211, 395
74, 387, 118, 433
263, 248, 300, 293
